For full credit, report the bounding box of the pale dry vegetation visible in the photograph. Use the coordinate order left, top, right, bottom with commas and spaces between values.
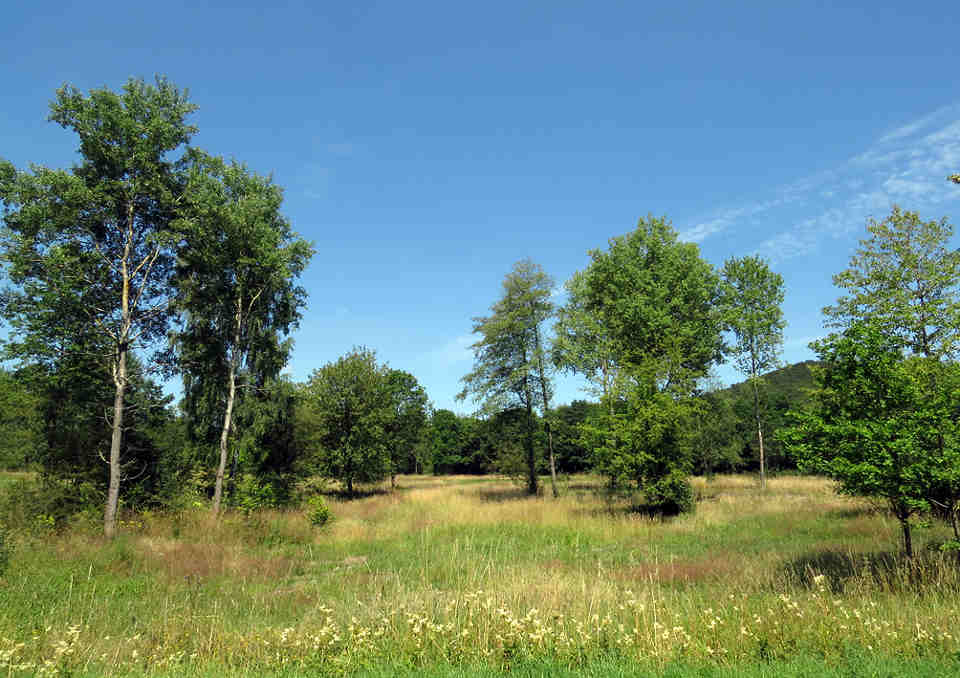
1, 474, 959, 676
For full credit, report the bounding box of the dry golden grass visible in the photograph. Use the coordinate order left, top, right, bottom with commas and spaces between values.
2, 473, 959, 676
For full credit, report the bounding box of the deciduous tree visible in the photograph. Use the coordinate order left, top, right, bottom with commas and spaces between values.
458, 259, 554, 495
298, 348, 392, 497
822, 206, 960, 533
720, 255, 785, 488
779, 323, 949, 557
173, 152, 312, 514
561, 216, 723, 507
0, 77, 195, 536
384, 369, 429, 486
823, 206, 960, 360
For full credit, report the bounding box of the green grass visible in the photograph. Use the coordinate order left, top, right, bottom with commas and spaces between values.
1, 474, 959, 676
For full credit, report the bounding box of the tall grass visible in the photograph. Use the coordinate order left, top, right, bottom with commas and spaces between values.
1, 474, 959, 675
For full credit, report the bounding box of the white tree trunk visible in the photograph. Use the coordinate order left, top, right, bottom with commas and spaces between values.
212, 297, 243, 515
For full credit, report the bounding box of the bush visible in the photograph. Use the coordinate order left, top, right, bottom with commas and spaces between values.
307, 495, 332, 527
643, 472, 695, 516
232, 473, 279, 513
0, 477, 101, 532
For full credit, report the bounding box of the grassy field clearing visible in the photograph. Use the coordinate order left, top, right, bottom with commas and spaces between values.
1, 473, 959, 676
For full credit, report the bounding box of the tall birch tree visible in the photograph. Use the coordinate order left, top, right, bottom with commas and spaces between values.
174, 153, 312, 514
0, 77, 195, 537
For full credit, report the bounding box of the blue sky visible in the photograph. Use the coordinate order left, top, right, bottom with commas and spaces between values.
3, 1, 960, 412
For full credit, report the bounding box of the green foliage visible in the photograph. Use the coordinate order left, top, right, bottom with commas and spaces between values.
815, 206, 960, 544
641, 471, 695, 516
459, 259, 555, 494
720, 255, 785, 378
306, 495, 332, 527
384, 370, 429, 478
0, 370, 42, 469
777, 323, 954, 556
720, 255, 785, 485
582, 386, 697, 498
231, 473, 280, 513
823, 206, 960, 359
558, 216, 722, 498
690, 389, 743, 475
298, 347, 393, 497
577, 216, 724, 385
702, 361, 820, 472
428, 409, 468, 474
173, 152, 312, 512
0, 76, 196, 536
553, 270, 620, 399
549, 400, 597, 473
0, 476, 100, 533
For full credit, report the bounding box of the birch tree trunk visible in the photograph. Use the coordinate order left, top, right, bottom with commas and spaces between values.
212, 296, 243, 515
534, 327, 558, 498
104, 203, 135, 539
104, 346, 127, 538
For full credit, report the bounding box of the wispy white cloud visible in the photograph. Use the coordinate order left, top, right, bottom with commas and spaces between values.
681, 102, 960, 261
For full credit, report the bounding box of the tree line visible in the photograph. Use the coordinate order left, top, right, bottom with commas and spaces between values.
2, 77, 959, 548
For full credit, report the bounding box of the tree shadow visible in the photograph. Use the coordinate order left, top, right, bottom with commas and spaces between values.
322, 487, 391, 501
825, 506, 879, 520
474, 487, 535, 503
781, 547, 960, 594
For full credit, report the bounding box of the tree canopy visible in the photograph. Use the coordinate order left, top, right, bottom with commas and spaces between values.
778, 323, 956, 557
720, 255, 785, 487
459, 259, 554, 494
823, 206, 960, 360
174, 151, 312, 513
0, 77, 196, 536
556, 216, 723, 509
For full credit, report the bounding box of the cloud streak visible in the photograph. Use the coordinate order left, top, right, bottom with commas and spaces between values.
680, 103, 960, 262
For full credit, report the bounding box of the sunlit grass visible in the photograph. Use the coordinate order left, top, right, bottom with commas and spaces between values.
1, 473, 959, 675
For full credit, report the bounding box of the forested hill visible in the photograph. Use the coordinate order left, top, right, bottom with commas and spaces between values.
722, 360, 820, 404
701, 360, 821, 474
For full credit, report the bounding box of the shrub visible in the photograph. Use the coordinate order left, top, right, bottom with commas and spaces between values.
307, 495, 332, 527
0, 477, 101, 532
232, 473, 279, 513
643, 472, 695, 516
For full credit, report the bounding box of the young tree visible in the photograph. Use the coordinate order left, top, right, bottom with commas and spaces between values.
779, 323, 948, 557
298, 348, 392, 497
0, 77, 195, 537
823, 206, 960, 531
173, 152, 312, 514
720, 255, 785, 488
561, 216, 723, 507
458, 259, 554, 495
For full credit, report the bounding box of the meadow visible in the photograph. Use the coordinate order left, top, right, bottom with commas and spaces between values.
1, 473, 959, 676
